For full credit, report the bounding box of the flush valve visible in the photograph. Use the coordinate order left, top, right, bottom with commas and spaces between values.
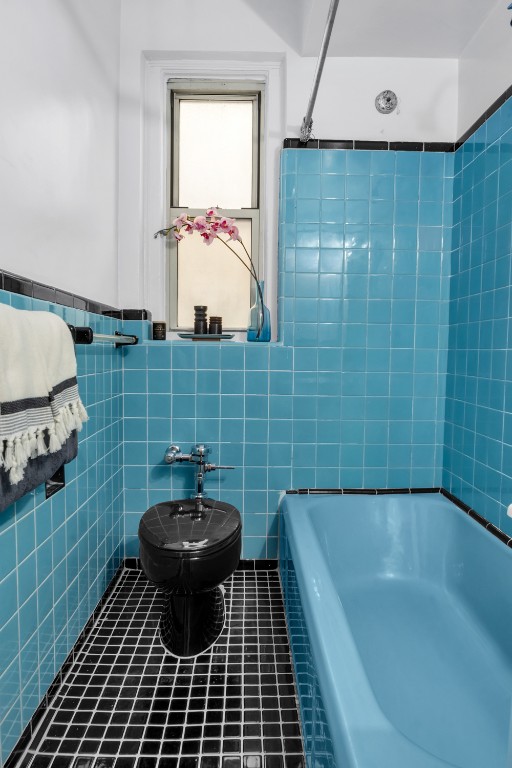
163, 443, 234, 499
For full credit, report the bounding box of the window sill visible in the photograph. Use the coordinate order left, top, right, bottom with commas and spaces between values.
164, 330, 269, 343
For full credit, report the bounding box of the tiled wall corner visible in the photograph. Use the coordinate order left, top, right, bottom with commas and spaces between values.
444, 95, 512, 536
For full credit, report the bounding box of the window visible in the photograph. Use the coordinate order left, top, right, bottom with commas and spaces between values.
167, 80, 263, 330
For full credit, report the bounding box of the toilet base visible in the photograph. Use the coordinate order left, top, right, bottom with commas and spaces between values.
159, 586, 225, 657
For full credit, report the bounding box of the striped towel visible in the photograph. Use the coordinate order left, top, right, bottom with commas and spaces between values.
0, 304, 88, 485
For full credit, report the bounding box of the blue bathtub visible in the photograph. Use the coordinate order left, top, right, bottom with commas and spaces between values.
279, 492, 512, 768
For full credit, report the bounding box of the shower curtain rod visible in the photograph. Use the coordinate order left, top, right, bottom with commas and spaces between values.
300, 0, 340, 143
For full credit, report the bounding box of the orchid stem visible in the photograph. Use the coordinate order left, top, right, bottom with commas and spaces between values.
216, 237, 263, 338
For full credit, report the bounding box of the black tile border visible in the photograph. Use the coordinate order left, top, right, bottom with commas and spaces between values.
282, 138, 454, 152
4, 561, 126, 768
282, 82, 512, 153
286, 487, 440, 495
456, 82, 512, 148
439, 488, 512, 547
0, 269, 151, 320
103, 308, 153, 321
285, 487, 512, 549
424, 142, 456, 153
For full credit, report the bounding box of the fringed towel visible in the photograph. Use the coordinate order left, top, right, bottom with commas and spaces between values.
0, 304, 88, 491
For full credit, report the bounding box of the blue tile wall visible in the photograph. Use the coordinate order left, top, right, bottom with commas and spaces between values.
279, 148, 452, 488
443, 95, 512, 537
123, 147, 453, 559
0, 293, 124, 765
123, 341, 289, 560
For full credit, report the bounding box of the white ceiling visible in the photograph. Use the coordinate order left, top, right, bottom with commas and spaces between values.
243, 0, 500, 58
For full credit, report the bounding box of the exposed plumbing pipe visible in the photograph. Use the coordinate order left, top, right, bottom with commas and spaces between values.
300, 0, 340, 143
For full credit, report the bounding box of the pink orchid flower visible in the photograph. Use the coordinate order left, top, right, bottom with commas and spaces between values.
173, 231, 184, 241
193, 215, 208, 232
173, 212, 189, 229
228, 225, 240, 241
219, 217, 235, 232
201, 230, 217, 245
206, 207, 218, 218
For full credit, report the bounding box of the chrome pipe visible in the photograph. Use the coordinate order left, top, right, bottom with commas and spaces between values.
300, 0, 340, 143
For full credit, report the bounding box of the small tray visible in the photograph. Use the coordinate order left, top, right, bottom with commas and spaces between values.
177, 333, 235, 341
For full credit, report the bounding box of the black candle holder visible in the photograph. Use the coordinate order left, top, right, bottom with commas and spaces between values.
193, 305, 207, 335
209, 316, 222, 334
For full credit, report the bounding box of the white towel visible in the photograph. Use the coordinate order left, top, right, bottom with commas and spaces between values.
0, 304, 88, 484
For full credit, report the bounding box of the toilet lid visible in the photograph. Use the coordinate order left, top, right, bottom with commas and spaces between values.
139, 498, 241, 556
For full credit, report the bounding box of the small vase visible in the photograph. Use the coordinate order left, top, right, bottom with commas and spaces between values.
247, 281, 271, 342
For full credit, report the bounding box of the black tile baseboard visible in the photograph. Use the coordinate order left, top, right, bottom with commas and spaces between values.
124, 559, 278, 573
237, 560, 278, 571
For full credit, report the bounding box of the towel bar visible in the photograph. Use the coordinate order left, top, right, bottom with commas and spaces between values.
67, 325, 138, 347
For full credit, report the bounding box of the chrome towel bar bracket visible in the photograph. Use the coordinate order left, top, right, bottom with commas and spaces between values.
67, 325, 138, 347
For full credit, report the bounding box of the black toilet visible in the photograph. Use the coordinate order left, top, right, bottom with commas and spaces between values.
138, 497, 241, 657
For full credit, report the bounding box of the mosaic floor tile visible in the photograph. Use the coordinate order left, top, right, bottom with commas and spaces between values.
13, 567, 304, 768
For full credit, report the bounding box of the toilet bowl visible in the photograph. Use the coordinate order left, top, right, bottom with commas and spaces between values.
138, 497, 242, 657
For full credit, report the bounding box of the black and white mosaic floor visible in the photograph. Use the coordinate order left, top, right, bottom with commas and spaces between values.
14, 566, 304, 768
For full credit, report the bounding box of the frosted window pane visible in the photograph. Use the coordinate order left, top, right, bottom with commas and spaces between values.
178, 101, 253, 209
177, 220, 252, 328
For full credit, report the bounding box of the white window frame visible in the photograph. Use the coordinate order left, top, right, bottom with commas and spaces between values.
168, 80, 263, 330
140, 53, 285, 340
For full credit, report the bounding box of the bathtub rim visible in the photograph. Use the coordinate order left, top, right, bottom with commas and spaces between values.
285, 486, 512, 550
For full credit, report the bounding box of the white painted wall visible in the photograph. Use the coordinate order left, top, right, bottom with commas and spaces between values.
457, 1, 512, 138
0, 0, 121, 306
117, 0, 458, 311
287, 57, 458, 143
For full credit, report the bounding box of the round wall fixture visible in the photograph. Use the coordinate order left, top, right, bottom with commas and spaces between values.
375, 90, 398, 114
